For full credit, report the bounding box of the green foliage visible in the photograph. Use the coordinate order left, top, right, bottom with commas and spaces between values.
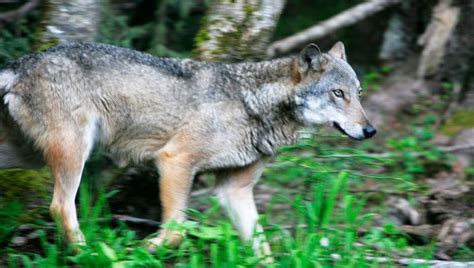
148, 0, 197, 58
0, 0, 469, 265
193, 15, 211, 50
360, 66, 392, 92
1, 172, 369, 267
97, 2, 150, 49
2, 166, 437, 267
386, 133, 450, 179
271, 124, 455, 197
97, 0, 203, 58
0, 10, 40, 66
0, 201, 25, 244
2, 124, 455, 266
0, 168, 52, 203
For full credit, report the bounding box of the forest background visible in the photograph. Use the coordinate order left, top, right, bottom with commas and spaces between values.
0, 0, 473, 266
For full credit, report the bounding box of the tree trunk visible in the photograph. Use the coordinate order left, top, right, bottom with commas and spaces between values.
379, 0, 432, 62
194, 0, 285, 62
436, 0, 474, 86
39, 0, 100, 48
417, 0, 461, 79
378, 0, 473, 86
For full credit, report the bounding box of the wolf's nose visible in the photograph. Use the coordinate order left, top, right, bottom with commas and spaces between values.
363, 126, 377, 138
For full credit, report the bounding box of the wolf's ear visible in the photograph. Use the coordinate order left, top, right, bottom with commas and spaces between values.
298, 43, 327, 74
328, 41, 347, 61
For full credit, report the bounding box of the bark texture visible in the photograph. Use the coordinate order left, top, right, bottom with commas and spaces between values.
437, 0, 474, 85
40, 0, 100, 46
194, 0, 285, 62
417, 0, 460, 79
378, 0, 431, 61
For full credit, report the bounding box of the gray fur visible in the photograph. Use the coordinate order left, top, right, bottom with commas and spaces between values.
0, 42, 373, 170
0, 42, 375, 252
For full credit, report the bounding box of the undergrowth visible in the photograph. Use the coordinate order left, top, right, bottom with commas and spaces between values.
0, 124, 452, 267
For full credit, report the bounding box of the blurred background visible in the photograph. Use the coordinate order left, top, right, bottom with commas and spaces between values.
0, 0, 473, 266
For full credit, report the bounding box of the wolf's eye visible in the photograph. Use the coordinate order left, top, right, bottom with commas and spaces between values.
333, 89, 344, 98
358, 88, 363, 96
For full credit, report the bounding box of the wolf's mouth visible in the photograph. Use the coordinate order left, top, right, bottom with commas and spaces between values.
332, 122, 363, 141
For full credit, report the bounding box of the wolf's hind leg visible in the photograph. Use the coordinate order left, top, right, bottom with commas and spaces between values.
214, 160, 273, 263
146, 148, 194, 250
46, 129, 93, 247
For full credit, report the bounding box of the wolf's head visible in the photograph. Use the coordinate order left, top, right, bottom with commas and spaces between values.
293, 42, 376, 140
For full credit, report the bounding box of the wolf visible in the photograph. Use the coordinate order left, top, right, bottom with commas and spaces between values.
0, 41, 375, 259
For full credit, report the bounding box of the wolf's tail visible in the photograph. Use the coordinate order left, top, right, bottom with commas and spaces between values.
0, 68, 17, 119
0, 68, 17, 114
0, 69, 17, 95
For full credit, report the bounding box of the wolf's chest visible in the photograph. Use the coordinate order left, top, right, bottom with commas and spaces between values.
202, 147, 261, 171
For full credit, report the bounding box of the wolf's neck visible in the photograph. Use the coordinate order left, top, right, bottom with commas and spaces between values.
230, 57, 302, 155
230, 57, 298, 113
232, 57, 297, 85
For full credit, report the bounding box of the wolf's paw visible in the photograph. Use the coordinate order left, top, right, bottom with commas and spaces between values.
260, 255, 275, 266
66, 229, 87, 253
145, 230, 184, 252
253, 236, 274, 265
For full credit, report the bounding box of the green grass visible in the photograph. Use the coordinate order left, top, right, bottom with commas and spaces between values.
4, 172, 382, 267
1, 125, 455, 267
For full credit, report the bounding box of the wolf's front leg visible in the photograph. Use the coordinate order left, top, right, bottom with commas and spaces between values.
215, 160, 273, 263
47, 132, 91, 249
147, 149, 194, 251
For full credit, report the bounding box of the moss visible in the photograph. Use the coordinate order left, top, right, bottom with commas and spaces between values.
243, 1, 256, 17
33, 1, 60, 52
194, 29, 211, 47
441, 108, 474, 136
213, 2, 256, 62
194, 1, 275, 62
35, 38, 60, 52
0, 168, 52, 241
0, 168, 52, 204
194, 1, 278, 62
192, 16, 211, 58
214, 22, 245, 60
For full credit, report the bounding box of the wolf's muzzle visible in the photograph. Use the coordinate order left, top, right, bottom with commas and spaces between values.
362, 126, 377, 139
333, 122, 377, 140
333, 122, 361, 141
